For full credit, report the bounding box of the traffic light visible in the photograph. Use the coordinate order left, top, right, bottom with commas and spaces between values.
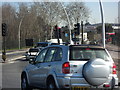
58, 28, 61, 38
54, 25, 61, 38
74, 23, 80, 35
54, 25, 58, 38
2, 23, 7, 36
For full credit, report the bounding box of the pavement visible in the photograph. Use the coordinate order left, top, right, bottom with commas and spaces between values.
0, 49, 28, 63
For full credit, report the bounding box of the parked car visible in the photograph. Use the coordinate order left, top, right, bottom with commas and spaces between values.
25, 48, 40, 60
21, 44, 119, 90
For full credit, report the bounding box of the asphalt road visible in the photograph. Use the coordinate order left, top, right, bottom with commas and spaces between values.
2, 58, 29, 89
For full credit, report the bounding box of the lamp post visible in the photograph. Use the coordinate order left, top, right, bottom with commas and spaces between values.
59, 2, 72, 44
18, 16, 24, 50
99, 0, 105, 48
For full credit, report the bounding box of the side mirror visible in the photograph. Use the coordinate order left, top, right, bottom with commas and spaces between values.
29, 58, 35, 64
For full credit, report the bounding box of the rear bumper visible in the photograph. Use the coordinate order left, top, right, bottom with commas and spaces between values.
56, 76, 119, 89
56, 76, 90, 88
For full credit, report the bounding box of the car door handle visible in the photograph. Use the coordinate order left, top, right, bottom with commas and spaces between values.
48, 65, 51, 67
37, 66, 40, 68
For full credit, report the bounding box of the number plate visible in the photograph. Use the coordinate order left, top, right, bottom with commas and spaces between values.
72, 86, 89, 90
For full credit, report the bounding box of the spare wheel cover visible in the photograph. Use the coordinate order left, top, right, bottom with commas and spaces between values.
82, 58, 110, 86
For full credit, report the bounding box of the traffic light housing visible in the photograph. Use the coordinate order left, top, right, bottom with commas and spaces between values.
54, 25, 58, 38
74, 23, 80, 35
58, 28, 61, 38
2, 23, 7, 36
54, 25, 61, 38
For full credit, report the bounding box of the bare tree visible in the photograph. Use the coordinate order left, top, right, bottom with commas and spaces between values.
61, 2, 90, 27
2, 3, 18, 49
2, 2, 90, 49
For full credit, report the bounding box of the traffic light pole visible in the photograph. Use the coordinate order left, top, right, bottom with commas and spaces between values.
2, 36, 6, 62
55, 25, 60, 44
81, 21, 84, 44
2, 23, 7, 62
57, 28, 60, 44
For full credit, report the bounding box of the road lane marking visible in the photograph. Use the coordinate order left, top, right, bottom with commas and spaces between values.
0, 50, 28, 55
7, 56, 25, 62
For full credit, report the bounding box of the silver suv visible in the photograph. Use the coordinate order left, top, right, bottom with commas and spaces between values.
21, 45, 118, 90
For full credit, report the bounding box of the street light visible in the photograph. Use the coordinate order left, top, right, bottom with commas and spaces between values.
59, 2, 73, 44
99, 0, 105, 48
18, 16, 24, 50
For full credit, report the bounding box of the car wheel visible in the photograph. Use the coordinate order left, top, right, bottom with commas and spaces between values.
47, 79, 57, 90
21, 74, 32, 90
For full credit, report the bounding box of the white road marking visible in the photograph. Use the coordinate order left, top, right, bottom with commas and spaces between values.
0, 51, 26, 55
7, 56, 25, 62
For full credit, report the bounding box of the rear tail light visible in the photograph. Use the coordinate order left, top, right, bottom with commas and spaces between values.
112, 63, 117, 74
103, 84, 110, 87
62, 62, 70, 74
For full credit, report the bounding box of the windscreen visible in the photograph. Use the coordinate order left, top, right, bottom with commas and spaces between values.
29, 49, 39, 52
37, 43, 48, 47
70, 47, 111, 61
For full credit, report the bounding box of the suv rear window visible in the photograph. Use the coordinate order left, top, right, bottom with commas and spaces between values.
37, 43, 48, 47
29, 48, 39, 52
69, 47, 111, 61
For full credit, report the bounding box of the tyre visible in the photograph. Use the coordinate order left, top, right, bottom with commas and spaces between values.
21, 74, 32, 90
47, 79, 57, 90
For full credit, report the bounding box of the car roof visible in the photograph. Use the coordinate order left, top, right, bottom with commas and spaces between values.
29, 48, 40, 52
45, 44, 105, 49
37, 42, 49, 44
69, 44, 105, 49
